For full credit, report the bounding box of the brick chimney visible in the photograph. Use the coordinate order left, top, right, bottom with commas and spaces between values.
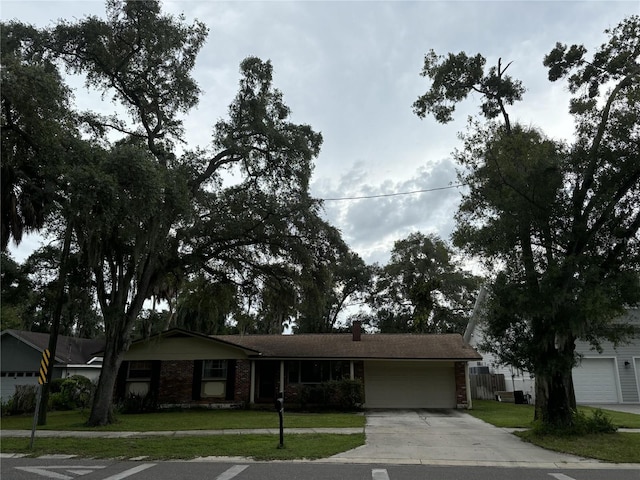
352, 320, 362, 341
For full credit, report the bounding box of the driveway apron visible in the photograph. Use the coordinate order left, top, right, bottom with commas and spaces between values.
328, 409, 600, 467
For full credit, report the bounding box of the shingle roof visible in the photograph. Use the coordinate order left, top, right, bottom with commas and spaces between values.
212, 333, 481, 360
1, 330, 105, 365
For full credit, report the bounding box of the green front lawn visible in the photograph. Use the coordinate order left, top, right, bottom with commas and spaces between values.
0, 433, 365, 461
468, 399, 535, 428
0, 409, 365, 460
516, 431, 640, 463
1, 408, 365, 431
468, 399, 640, 463
468, 399, 640, 429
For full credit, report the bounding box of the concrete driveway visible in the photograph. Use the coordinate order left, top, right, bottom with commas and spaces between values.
327, 409, 602, 467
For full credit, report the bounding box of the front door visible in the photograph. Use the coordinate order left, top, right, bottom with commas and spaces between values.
256, 360, 279, 402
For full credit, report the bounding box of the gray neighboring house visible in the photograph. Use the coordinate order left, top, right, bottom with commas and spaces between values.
572, 308, 640, 404
466, 308, 640, 405
0, 330, 105, 402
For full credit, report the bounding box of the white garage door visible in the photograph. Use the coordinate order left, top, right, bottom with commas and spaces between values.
364, 361, 455, 408
1, 375, 39, 402
635, 358, 640, 398
572, 358, 619, 404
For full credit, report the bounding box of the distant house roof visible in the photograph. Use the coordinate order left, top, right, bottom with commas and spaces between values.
213, 333, 481, 360
1, 329, 105, 365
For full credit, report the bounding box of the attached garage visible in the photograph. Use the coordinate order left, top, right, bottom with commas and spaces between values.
572, 357, 620, 404
364, 360, 456, 408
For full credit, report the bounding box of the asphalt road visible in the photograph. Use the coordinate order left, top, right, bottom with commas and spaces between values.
2, 458, 638, 480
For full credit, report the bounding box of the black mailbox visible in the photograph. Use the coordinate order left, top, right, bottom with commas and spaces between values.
275, 395, 284, 412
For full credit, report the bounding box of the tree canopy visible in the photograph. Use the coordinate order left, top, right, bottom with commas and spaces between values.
367, 232, 479, 334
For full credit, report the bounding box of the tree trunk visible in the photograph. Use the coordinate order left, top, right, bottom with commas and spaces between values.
87, 333, 122, 426
534, 368, 575, 427
533, 333, 577, 429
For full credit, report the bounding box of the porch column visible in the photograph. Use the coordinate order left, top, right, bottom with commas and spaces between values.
350, 360, 354, 380
279, 360, 285, 397
249, 360, 255, 404
465, 362, 472, 409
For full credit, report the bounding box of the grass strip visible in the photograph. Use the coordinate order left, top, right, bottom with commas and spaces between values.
0, 433, 364, 461
516, 431, 640, 463
468, 400, 640, 429
1, 409, 365, 431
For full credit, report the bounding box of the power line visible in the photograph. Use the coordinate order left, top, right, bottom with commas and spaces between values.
321, 183, 467, 202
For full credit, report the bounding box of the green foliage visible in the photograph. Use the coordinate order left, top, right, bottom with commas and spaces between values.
5, 384, 38, 415
49, 377, 66, 394
368, 232, 479, 333
0, 252, 33, 330
295, 234, 372, 333
49, 376, 95, 411
413, 49, 524, 129
292, 379, 364, 411
18, 246, 103, 336
531, 409, 617, 436
117, 392, 159, 415
325, 379, 364, 411
1, 21, 76, 249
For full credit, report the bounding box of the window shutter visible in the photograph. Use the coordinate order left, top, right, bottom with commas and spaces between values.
115, 361, 128, 401
192, 360, 203, 400
150, 360, 161, 399
226, 360, 236, 401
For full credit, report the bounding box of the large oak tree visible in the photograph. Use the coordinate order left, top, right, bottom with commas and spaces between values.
415, 16, 640, 428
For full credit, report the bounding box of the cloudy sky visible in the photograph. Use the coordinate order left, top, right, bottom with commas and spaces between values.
4, 0, 638, 265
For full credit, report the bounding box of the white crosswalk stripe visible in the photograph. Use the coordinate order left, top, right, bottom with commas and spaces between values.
372, 468, 390, 480
215, 465, 249, 480
549, 474, 577, 480
15, 466, 106, 479
102, 463, 156, 480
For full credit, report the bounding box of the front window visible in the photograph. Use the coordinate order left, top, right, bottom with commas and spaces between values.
203, 360, 227, 379
287, 360, 350, 384
126, 361, 152, 396
128, 361, 152, 379
201, 360, 227, 397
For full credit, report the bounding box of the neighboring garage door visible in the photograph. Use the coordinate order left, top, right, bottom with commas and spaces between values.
364, 361, 455, 408
1, 375, 39, 402
572, 358, 619, 404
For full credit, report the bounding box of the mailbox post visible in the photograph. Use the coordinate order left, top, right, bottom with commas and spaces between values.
275, 392, 284, 448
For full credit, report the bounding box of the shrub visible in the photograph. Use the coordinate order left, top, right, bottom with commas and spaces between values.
293, 379, 364, 411
1, 398, 14, 416
6, 384, 38, 414
325, 379, 364, 410
531, 408, 617, 436
117, 391, 159, 414
49, 377, 66, 394
576, 409, 617, 434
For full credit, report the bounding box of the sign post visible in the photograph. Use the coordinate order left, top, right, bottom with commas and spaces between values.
30, 349, 51, 449
275, 392, 284, 449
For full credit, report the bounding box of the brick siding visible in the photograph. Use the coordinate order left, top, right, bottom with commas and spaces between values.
159, 360, 194, 404
235, 359, 251, 404
455, 361, 469, 409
